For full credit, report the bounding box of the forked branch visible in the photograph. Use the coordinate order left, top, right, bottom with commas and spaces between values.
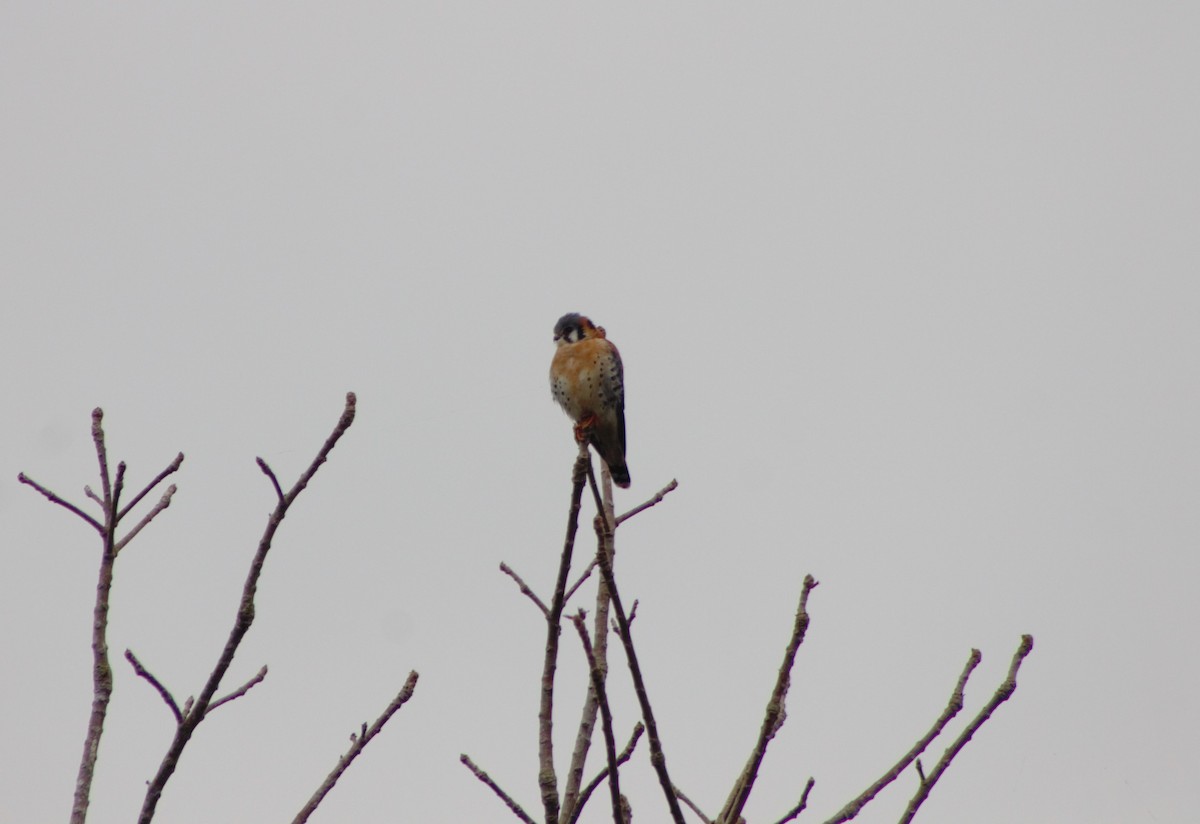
718, 575, 819, 824
897, 635, 1035, 824
137, 392, 357, 824
20, 407, 185, 824
570, 724, 644, 824
820, 649, 982, 824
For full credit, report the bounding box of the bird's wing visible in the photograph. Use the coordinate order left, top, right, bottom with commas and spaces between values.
600, 341, 626, 453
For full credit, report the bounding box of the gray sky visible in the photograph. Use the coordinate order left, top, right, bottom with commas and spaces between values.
2, 3, 1197, 823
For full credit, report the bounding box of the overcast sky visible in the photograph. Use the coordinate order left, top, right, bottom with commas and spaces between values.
2, 4, 1197, 823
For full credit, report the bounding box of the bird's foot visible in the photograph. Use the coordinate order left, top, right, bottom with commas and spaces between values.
573, 414, 598, 445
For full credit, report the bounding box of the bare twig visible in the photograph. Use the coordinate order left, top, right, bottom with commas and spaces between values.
615, 479, 679, 526
118, 452, 185, 521
897, 635, 1035, 824
137, 392, 358, 824
208, 665, 269, 713
92, 408, 111, 506
536, 445, 589, 824
256, 456, 285, 503
820, 649, 982, 824
571, 611, 623, 823
500, 562, 548, 616
292, 671, 419, 824
563, 558, 597, 605
113, 462, 126, 509
571, 724, 644, 824
115, 485, 177, 554
674, 785, 713, 823
85, 485, 104, 509
773, 777, 816, 824
586, 458, 687, 824
718, 575, 819, 824
460, 754, 538, 824
16, 474, 103, 533
125, 649, 183, 724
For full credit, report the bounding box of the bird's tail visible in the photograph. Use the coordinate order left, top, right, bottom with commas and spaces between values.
606, 461, 631, 488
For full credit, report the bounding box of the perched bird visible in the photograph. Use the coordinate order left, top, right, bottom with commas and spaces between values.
549, 313, 631, 488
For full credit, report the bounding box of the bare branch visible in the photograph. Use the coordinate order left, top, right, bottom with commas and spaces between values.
85, 485, 104, 508
138, 392, 358, 824
719, 575, 819, 824
257, 456, 284, 503
587, 457, 687, 824
562, 458, 618, 822
897, 635, 1035, 824
564, 558, 597, 605
92, 407, 111, 508
112, 462, 126, 513
125, 649, 183, 725
571, 611, 623, 823
674, 785, 713, 823
460, 754, 538, 824
118, 452, 185, 521
615, 478, 679, 526
115, 485, 177, 554
820, 649, 982, 824
208, 665, 269, 713
535, 446, 590, 824
292, 671, 419, 824
499, 562, 548, 616
572, 724, 644, 824
773, 777, 816, 824
17, 473, 103, 534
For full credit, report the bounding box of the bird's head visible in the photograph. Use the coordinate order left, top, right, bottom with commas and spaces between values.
553, 313, 605, 346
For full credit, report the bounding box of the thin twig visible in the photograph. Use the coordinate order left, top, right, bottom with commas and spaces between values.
137, 392, 358, 824
208, 665, 269, 713
17, 474, 104, 533
820, 649, 982, 824
773, 777, 816, 824
499, 562, 548, 616
85, 485, 104, 509
115, 485, 177, 554
256, 456, 285, 503
586, 458, 687, 824
536, 446, 590, 824
292, 671, 419, 824
571, 723, 644, 824
118, 452, 185, 521
125, 649, 183, 724
897, 635, 1035, 824
460, 754, 538, 824
571, 611, 623, 823
719, 575, 819, 824
615, 479, 679, 526
564, 558, 597, 605
674, 784, 713, 823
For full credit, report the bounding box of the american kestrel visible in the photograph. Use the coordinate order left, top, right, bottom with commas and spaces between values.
550, 313, 630, 488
